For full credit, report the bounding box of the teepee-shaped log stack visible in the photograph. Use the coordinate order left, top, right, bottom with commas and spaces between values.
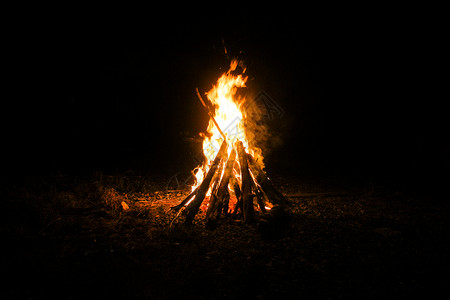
171, 140, 288, 232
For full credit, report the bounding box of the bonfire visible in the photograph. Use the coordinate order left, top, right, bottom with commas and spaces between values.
171, 60, 287, 231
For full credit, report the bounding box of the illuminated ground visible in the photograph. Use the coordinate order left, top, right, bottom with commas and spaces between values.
2, 173, 449, 299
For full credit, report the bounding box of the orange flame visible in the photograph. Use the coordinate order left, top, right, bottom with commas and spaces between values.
192, 60, 256, 192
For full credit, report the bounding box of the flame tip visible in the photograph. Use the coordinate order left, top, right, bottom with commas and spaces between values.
192, 59, 264, 193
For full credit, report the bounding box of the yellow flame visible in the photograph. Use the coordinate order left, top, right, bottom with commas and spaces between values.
192, 60, 257, 192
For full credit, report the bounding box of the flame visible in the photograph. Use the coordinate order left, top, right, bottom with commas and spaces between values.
192, 60, 254, 192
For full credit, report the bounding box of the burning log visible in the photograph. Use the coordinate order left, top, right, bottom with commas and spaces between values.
171, 142, 289, 234
248, 155, 288, 207
171, 186, 198, 212
220, 149, 237, 216
206, 149, 236, 227
196, 88, 227, 140
254, 185, 267, 213
221, 183, 231, 216
236, 141, 254, 224
230, 172, 242, 217
209, 154, 226, 197
203, 154, 225, 227
184, 140, 228, 225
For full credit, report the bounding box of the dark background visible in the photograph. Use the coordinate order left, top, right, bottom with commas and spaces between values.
3, 10, 448, 299
7, 10, 447, 191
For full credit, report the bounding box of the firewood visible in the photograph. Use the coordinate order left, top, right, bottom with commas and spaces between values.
195, 88, 227, 140
217, 148, 236, 203
248, 154, 287, 207
221, 188, 231, 216
232, 196, 241, 217
230, 172, 241, 201
254, 185, 267, 213
184, 140, 228, 225
206, 149, 236, 227
205, 159, 225, 227
171, 186, 198, 212
220, 150, 237, 216
206, 159, 225, 219
236, 141, 254, 224
257, 204, 289, 239
230, 173, 241, 217
206, 192, 220, 229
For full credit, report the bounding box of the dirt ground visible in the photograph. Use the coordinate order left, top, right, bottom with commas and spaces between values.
2, 172, 449, 299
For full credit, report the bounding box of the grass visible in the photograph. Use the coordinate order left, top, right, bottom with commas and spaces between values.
2, 171, 449, 299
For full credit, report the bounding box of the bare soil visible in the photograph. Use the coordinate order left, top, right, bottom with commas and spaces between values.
2, 173, 449, 299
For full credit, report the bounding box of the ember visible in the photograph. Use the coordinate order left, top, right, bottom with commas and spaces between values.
171, 60, 287, 229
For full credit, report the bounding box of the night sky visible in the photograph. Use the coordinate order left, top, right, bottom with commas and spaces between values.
8, 10, 447, 189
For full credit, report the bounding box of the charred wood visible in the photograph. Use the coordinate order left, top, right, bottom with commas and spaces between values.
184, 141, 228, 225
171, 186, 198, 212
206, 149, 236, 227
230, 173, 242, 217
254, 185, 267, 213
248, 155, 287, 207
236, 141, 254, 224
205, 159, 225, 228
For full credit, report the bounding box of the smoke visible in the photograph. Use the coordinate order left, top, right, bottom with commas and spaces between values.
241, 90, 285, 169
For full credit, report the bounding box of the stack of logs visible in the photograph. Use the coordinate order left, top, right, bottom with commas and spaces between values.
171, 140, 288, 235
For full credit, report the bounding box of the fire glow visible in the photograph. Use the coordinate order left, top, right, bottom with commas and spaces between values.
192, 60, 250, 193
171, 59, 287, 226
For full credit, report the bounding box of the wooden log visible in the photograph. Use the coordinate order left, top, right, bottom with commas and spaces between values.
230, 173, 241, 217
184, 140, 228, 225
232, 195, 241, 217
254, 185, 267, 213
217, 148, 236, 206
248, 154, 287, 207
205, 192, 221, 229
257, 204, 289, 239
210, 158, 225, 193
205, 160, 225, 227
221, 187, 231, 216
236, 141, 254, 224
206, 149, 236, 226
170, 186, 199, 212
